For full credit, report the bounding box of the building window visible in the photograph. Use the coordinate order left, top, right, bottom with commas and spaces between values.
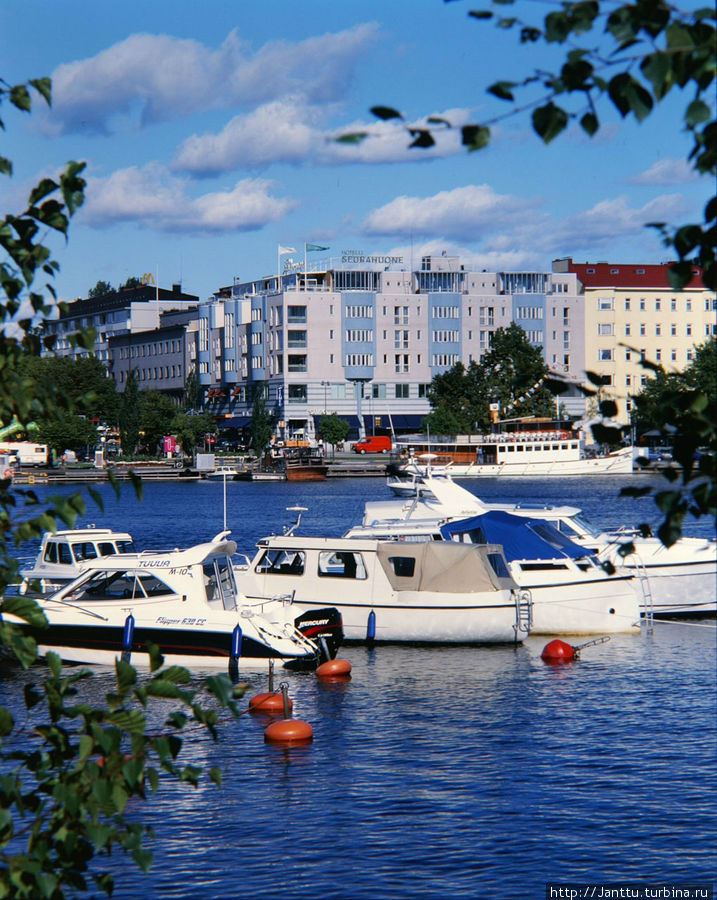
625, 324, 631, 336
287, 305, 307, 324
395, 384, 409, 399
288, 330, 307, 348
599, 349, 613, 360
639, 299, 646, 311
288, 384, 307, 403
640, 324, 646, 336
394, 354, 409, 373
625, 298, 631, 310
288, 355, 307, 373
597, 324, 614, 336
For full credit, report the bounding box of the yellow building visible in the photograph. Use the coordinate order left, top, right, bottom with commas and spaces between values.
553, 259, 716, 424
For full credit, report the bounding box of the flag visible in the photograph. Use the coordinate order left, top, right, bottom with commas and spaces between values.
278, 245, 296, 254
306, 243, 329, 252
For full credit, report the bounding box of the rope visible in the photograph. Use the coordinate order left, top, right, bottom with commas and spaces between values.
647, 618, 717, 629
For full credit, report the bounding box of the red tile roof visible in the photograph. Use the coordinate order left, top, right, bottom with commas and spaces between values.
556, 259, 706, 290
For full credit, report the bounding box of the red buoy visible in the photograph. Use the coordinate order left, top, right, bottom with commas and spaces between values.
249, 692, 293, 713
316, 658, 352, 678
541, 639, 576, 664
264, 718, 314, 746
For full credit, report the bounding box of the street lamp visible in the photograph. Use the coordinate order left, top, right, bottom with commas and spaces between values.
320, 380, 330, 415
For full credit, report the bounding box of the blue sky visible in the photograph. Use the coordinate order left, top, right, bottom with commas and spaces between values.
1, 0, 709, 304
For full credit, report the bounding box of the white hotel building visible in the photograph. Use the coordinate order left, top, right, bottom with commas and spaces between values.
197, 251, 588, 441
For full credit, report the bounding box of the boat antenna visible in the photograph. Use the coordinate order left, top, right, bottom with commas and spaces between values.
284, 505, 308, 536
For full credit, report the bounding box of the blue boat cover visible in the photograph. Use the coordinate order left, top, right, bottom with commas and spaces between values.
439, 510, 591, 562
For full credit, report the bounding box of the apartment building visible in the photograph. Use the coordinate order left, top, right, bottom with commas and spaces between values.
554, 258, 716, 423
199, 252, 587, 442
42, 282, 199, 368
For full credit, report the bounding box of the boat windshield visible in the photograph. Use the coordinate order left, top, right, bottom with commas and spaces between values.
69, 569, 175, 601
565, 514, 602, 539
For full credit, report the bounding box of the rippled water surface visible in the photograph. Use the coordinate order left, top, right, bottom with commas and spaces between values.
4, 475, 716, 899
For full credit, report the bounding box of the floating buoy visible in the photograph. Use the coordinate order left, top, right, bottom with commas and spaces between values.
249, 658, 291, 713
263, 682, 313, 745
264, 717, 313, 746
249, 692, 293, 713
541, 639, 576, 664
316, 658, 352, 678
541, 635, 610, 664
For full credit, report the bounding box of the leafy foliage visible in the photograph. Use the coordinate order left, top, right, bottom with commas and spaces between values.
250, 385, 273, 453
1, 75, 242, 898
318, 412, 350, 450
425, 324, 552, 433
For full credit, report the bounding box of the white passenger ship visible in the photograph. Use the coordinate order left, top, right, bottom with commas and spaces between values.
393, 421, 634, 477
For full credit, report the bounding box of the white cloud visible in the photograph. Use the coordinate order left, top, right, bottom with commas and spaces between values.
629, 157, 700, 186
81, 163, 297, 233
174, 105, 473, 175
362, 184, 538, 239
174, 98, 326, 174
44, 24, 379, 136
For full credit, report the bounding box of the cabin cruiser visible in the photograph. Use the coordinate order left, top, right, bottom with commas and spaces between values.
5, 533, 343, 671
203, 465, 239, 481
235, 534, 531, 645
18, 527, 136, 597
359, 467, 716, 618
347, 507, 640, 636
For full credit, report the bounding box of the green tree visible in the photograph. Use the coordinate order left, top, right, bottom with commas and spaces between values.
184, 366, 202, 411
138, 390, 177, 455
88, 279, 113, 299
249, 384, 273, 453
119, 370, 141, 456
1, 74, 243, 899
170, 409, 215, 458
425, 325, 552, 433
318, 413, 350, 454
18, 356, 120, 428
119, 276, 142, 290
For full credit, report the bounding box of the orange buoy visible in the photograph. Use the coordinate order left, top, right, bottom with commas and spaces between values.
541, 639, 576, 664
249, 692, 293, 714
316, 658, 352, 678
264, 717, 313, 745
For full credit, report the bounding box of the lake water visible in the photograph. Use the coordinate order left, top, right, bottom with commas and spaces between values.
4, 474, 716, 899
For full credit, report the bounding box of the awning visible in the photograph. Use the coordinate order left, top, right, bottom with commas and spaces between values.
218, 416, 251, 429
439, 511, 591, 562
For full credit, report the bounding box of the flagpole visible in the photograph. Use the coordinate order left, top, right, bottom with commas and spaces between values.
303, 243, 307, 291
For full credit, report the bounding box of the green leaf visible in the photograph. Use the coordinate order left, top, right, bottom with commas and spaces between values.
29, 77, 52, 105
370, 106, 403, 121
0, 706, 14, 737
461, 124, 491, 151
532, 102, 568, 143
1, 594, 48, 628
640, 52, 672, 100
580, 112, 599, 136
685, 99, 711, 127
409, 129, 435, 148
9, 85, 31, 112
487, 81, 516, 101
468, 11, 493, 20
209, 766, 222, 787
335, 132, 369, 145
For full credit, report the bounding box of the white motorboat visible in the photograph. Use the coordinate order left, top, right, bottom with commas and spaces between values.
347, 505, 640, 636
357, 469, 716, 618
18, 526, 136, 597
5, 533, 343, 671
204, 465, 239, 481
235, 534, 531, 645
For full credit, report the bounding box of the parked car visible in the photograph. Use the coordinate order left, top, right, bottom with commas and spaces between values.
353, 435, 392, 454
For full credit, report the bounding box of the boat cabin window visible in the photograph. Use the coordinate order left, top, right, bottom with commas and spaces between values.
203, 557, 237, 609
519, 562, 568, 571
318, 551, 367, 579
487, 552, 510, 579
255, 548, 305, 576
43, 542, 73, 566
74, 570, 175, 601
387, 556, 415, 577
71, 542, 100, 561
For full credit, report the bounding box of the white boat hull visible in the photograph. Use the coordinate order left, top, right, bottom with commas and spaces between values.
289, 594, 521, 644
525, 578, 641, 635
439, 454, 633, 477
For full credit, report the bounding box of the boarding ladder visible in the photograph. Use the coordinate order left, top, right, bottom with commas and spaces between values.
513, 588, 532, 642
631, 554, 654, 633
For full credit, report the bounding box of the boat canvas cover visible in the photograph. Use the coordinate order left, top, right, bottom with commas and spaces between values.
376, 541, 511, 593
439, 511, 590, 562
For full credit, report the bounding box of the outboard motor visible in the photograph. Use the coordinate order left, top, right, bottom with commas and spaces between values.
294, 607, 344, 663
